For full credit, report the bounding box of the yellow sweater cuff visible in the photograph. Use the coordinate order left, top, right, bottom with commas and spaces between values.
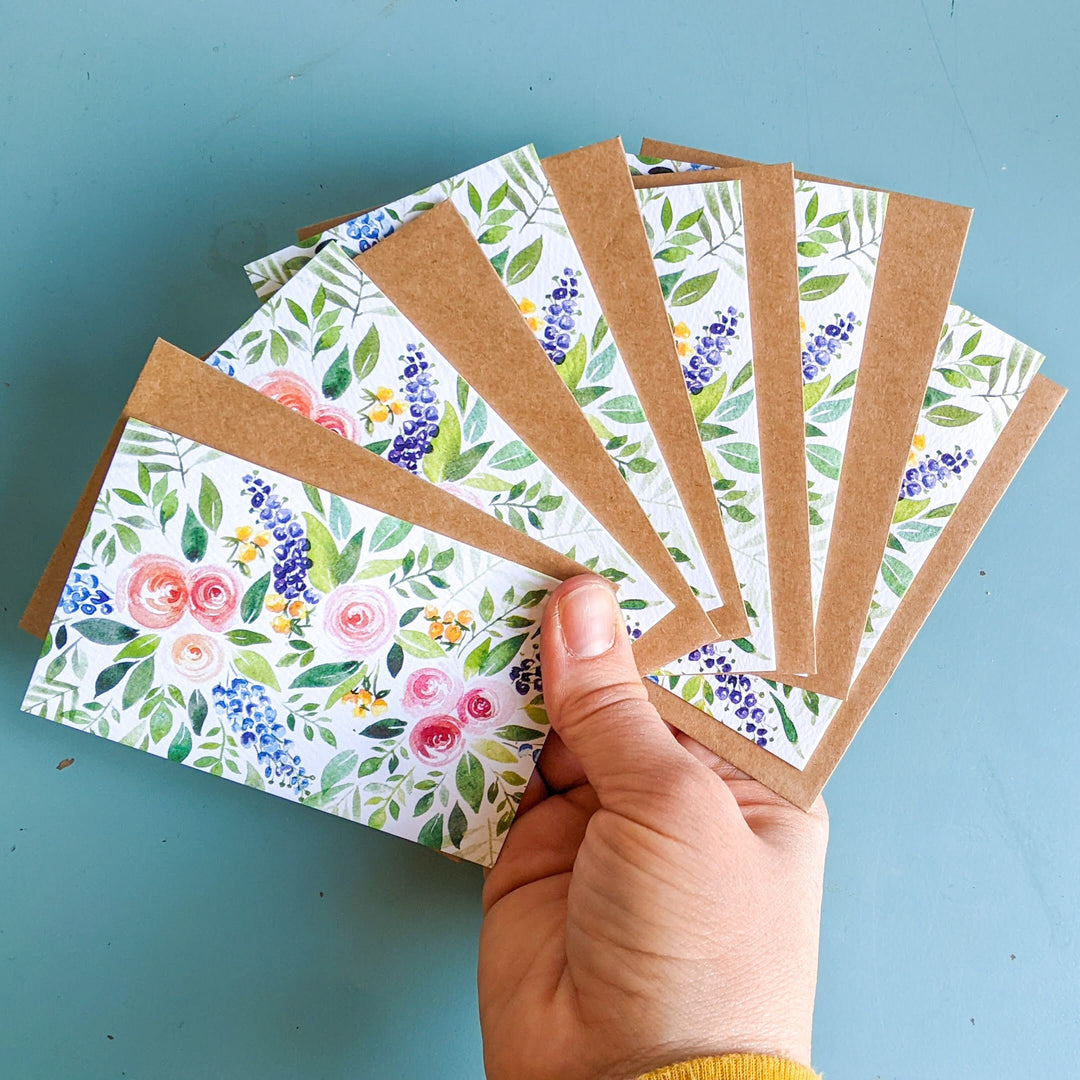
639, 1053, 820, 1080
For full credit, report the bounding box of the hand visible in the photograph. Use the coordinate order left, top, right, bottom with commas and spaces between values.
479, 576, 828, 1080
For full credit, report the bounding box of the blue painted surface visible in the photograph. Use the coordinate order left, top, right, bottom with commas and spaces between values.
1, 2, 1076, 1076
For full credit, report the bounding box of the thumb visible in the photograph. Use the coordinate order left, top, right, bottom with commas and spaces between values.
540, 575, 691, 810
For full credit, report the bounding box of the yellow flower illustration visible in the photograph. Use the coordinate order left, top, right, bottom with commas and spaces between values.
265, 592, 287, 613
673, 321, 691, 339
428, 622, 444, 640
519, 298, 537, 314
375, 386, 395, 402
271, 615, 291, 634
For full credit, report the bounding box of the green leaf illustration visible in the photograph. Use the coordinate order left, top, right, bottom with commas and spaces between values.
417, 813, 445, 850
490, 440, 538, 470
448, 803, 468, 849
353, 325, 380, 379
806, 443, 842, 480
302, 512, 339, 592
770, 692, 798, 744
711, 390, 754, 423
290, 661, 361, 689
506, 237, 543, 285
369, 516, 413, 552
241, 572, 271, 623
881, 553, 913, 598
925, 404, 980, 427
670, 271, 718, 307
424, 402, 462, 484
473, 739, 517, 763
715, 442, 761, 474
181, 507, 207, 562
198, 474, 223, 532
456, 752, 485, 813
598, 395, 646, 425
333, 529, 366, 587
809, 397, 853, 424
223, 629, 271, 646
395, 630, 447, 660
555, 334, 588, 391
322, 346, 352, 399
799, 274, 847, 302
234, 649, 280, 691
803, 376, 830, 412
443, 442, 493, 483
94, 661, 135, 698
321, 750, 359, 792
478, 634, 527, 675
74, 618, 139, 645
167, 724, 192, 763
188, 689, 208, 736
892, 497, 930, 523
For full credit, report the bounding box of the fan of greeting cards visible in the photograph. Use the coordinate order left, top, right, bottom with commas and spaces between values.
20, 137, 1064, 868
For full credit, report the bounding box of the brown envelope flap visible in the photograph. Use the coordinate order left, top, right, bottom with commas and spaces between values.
353, 199, 718, 665
21, 340, 591, 640
632, 161, 814, 674
541, 138, 748, 646
651, 374, 1065, 807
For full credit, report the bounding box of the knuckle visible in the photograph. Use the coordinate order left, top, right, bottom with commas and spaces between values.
553, 676, 650, 733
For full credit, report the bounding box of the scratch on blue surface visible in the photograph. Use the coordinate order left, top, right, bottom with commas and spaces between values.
918, 0, 989, 180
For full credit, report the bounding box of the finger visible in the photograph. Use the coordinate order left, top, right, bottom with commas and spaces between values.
534, 731, 589, 793
540, 575, 696, 812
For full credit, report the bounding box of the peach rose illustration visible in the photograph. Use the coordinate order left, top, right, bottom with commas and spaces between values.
188, 566, 241, 632
254, 371, 315, 417
312, 404, 358, 441
456, 678, 513, 731
169, 633, 225, 684
408, 714, 464, 767
438, 481, 487, 513
123, 554, 189, 629
322, 585, 396, 654
402, 667, 462, 716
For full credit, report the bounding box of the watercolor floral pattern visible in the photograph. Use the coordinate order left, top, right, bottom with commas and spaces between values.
243, 145, 720, 607
656, 308, 1044, 768
632, 171, 776, 669
210, 243, 670, 632
23, 420, 560, 867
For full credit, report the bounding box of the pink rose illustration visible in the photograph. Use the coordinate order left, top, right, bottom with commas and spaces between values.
402, 667, 462, 716
456, 678, 513, 731
322, 585, 396, 654
169, 633, 225, 684
409, 714, 464, 767
188, 566, 241, 632
312, 404, 358, 441
123, 554, 189, 629
254, 371, 315, 418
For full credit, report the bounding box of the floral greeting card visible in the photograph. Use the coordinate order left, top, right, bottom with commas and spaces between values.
23, 419, 561, 867
653, 308, 1044, 767
632, 171, 773, 669
244, 145, 721, 609
209, 243, 670, 634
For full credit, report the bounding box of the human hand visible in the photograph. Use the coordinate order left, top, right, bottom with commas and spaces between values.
478, 576, 828, 1080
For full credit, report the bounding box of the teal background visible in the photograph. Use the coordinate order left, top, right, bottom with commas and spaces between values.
1, 1, 1077, 1076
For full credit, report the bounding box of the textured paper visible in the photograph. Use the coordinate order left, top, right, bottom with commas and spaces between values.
245, 145, 721, 612
22, 341, 590, 641
209, 243, 672, 631
626, 160, 814, 676
24, 419, 557, 867
641, 137, 972, 698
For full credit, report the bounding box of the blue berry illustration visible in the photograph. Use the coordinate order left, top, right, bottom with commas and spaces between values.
540, 269, 581, 365
61, 571, 113, 615
344, 208, 395, 253
206, 354, 235, 377
387, 343, 441, 474
509, 656, 543, 697
683, 307, 740, 395
212, 677, 312, 794
242, 474, 319, 605
898, 447, 976, 500
686, 641, 733, 672
802, 312, 857, 383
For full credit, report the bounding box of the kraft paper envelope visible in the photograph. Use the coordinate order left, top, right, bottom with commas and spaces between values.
622, 158, 814, 675
353, 200, 720, 674
648, 373, 1065, 807
21, 341, 592, 639
641, 138, 972, 699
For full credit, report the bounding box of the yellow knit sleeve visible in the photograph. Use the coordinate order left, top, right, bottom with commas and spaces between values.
638, 1053, 820, 1080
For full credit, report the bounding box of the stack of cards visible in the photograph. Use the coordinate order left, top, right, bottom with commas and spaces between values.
20, 138, 1064, 868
